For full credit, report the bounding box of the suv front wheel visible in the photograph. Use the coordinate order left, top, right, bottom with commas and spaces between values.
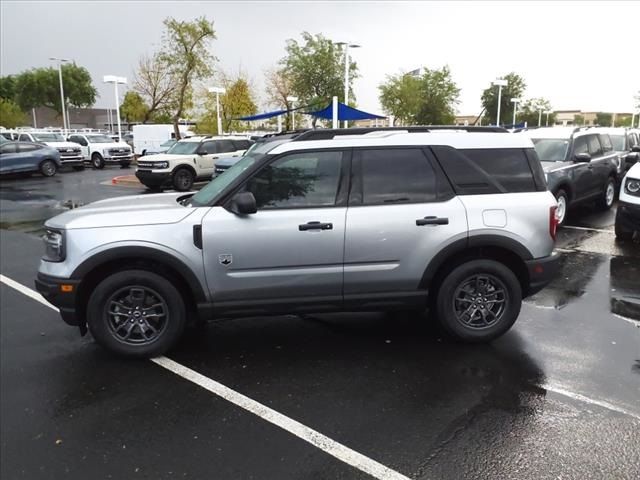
172, 168, 195, 191
86, 270, 187, 357
435, 259, 522, 342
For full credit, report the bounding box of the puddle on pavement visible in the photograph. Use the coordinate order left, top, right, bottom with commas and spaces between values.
610, 255, 640, 321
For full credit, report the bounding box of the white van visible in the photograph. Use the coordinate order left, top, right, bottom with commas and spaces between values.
132, 124, 194, 156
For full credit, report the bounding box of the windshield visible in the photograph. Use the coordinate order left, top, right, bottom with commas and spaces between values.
160, 139, 176, 147
33, 133, 65, 142
166, 141, 200, 154
531, 138, 569, 162
86, 134, 113, 143
610, 135, 625, 151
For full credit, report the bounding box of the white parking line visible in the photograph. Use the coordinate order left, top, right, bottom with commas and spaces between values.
543, 383, 640, 421
0, 274, 410, 480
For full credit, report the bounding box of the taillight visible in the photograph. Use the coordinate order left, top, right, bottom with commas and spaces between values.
549, 206, 558, 241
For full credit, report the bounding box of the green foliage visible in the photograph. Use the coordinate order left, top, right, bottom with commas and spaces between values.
159, 16, 216, 138
378, 66, 459, 125
149, 110, 173, 124
519, 98, 555, 127
480, 73, 526, 126
221, 76, 257, 132
595, 112, 612, 126
614, 114, 632, 127
281, 32, 358, 110
2, 64, 96, 115
0, 98, 27, 128
120, 91, 149, 123
573, 114, 585, 126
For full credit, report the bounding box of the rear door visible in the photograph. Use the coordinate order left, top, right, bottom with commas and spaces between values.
197, 141, 218, 177
586, 134, 611, 195
343, 148, 467, 304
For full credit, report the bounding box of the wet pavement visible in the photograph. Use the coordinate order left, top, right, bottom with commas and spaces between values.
1, 170, 639, 479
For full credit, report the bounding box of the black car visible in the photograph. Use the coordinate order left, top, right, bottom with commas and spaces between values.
522, 127, 619, 225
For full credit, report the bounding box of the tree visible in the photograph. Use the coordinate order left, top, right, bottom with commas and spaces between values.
132, 53, 177, 123
573, 114, 585, 126
158, 16, 216, 139
220, 73, 258, 132
6, 64, 96, 116
0, 75, 16, 100
281, 32, 358, 124
0, 98, 27, 128
613, 114, 632, 127
415, 66, 459, 125
480, 73, 526, 126
595, 112, 612, 126
519, 97, 555, 127
378, 73, 422, 125
265, 67, 295, 130
120, 91, 149, 123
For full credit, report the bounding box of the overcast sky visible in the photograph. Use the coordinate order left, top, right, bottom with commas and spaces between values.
2, 0, 639, 117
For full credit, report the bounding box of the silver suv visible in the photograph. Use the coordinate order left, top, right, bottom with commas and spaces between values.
35, 129, 560, 357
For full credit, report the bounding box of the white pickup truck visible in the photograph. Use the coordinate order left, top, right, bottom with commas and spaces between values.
68, 133, 133, 169
15, 131, 85, 170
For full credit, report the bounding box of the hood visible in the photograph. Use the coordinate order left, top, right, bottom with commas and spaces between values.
45, 192, 196, 230
541, 160, 573, 173
140, 153, 192, 161
99, 142, 131, 151
45, 141, 81, 150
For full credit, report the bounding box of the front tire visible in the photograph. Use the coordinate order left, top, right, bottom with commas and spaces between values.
172, 168, 194, 191
597, 176, 616, 210
39, 159, 57, 177
435, 259, 522, 343
554, 189, 569, 226
92, 153, 105, 170
87, 270, 187, 358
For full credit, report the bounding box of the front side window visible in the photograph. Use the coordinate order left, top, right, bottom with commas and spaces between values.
610, 134, 625, 151
244, 151, 344, 209
355, 148, 436, 204
201, 141, 218, 154
587, 135, 603, 156
0, 143, 17, 154
573, 136, 588, 155
218, 140, 236, 153
166, 141, 200, 155
18, 143, 39, 152
599, 134, 613, 152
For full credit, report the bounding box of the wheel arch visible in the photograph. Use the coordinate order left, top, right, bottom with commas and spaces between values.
172, 163, 197, 177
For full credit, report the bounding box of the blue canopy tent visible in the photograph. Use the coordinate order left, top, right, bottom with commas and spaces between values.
236, 109, 289, 121
305, 102, 386, 121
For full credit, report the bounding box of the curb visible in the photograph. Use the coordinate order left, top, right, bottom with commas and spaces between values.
111, 175, 142, 186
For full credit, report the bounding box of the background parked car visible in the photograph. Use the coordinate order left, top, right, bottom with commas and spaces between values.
67, 133, 133, 169
0, 140, 61, 177
615, 161, 640, 240
14, 131, 84, 170
141, 138, 176, 156
593, 127, 640, 175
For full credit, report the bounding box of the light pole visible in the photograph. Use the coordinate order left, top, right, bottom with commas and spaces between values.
538, 108, 543, 126
492, 78, 508, 126
103, 75, 127, 141
510, 98, 521, 128
50, 57, 70, 130
286, 96, 298, 130
336, 41, 360, 128
208, 87, 226, 135
544, 110, 553, 127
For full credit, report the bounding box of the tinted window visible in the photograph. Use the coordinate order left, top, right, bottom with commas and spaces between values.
18, 143, 39, 153
599, 134, 613, 152
587, 135, 602, 156
18, 134, 31, 142
0, 143, 17, 154
460, 149, 536, 193
233, 140, 251, 151
245, 151, 343, 209
628, 133, 638, 147
573, 136, 588, 155
201, 141, 218, 154
531, 138, 569, 162
609, 134, 625, 151
357, 149, 436, 204
218, 140, 236, 153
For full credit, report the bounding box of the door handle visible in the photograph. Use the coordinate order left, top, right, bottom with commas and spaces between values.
212, 156, 219, 160
299, 221, 333, 231
416, 216, 449, 226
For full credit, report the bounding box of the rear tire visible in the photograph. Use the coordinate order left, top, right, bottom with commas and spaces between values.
87, 270, 186, 358
554, 189, 569, 226
172, 168, 194, 192
92, 153, 105, 169
597, 176, 616, 210
39, 159, 57, 177
435, 259, 522, 343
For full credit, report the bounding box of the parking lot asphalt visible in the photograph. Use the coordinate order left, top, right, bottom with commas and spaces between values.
1, 170, 639, 479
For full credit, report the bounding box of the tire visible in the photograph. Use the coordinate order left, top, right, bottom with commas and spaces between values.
120, 161, 131, 169
596, 176, 616, 210
172, 168, 194, 192
92, 153, 105, 169
86, 270, 186, 358
72, 165, 85, 171
39, 159, 57, 177
554, 189, 569, 226
435, 259, 522, 343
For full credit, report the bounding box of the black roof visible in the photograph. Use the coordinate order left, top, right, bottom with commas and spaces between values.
292, 126, 508, 142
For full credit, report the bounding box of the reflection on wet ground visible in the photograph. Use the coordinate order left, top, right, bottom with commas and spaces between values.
610, 256, 640, 319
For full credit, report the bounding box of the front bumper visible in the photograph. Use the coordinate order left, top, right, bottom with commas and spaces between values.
60, 157, 84, 166
34, 272, 81, 327
104, 155, 133, 164
524, 251, 561, 296
615, 200, 640, 233
135, 169, 171, 187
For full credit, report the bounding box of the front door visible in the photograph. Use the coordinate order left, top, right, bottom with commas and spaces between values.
197, 140, 219, 177
201, 149, 349, 307
570, 135, 593, 201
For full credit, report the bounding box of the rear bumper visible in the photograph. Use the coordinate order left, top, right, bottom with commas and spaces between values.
525, 251, 562, 296
136, 170, 171, 187
34, 273, 81, 326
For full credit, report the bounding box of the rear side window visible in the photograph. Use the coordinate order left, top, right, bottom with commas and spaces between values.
18, 134, 31, 142
201, 141, 218, 154
218, 140, 236, 153
233, 140, 251, 150
18, 143, 39, 152
0, 143, 17, 154
353, 148, 437, 205
599, 134, 613, 152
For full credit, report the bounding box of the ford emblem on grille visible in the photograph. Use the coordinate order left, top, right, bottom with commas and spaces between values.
66, 148, 73, 152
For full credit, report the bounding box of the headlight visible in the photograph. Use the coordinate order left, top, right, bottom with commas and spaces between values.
42, 229, 65, 262
625, 178, 640, 196
153, 161, 169, 169
103, 148, 110, 156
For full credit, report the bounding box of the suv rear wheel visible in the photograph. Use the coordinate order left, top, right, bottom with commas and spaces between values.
39, 159, 57, 177
172, 168, 194, 191
554, 189, 569, 226
596, 176, 616, 210
435, 259, 522, 342
86, 270, 186, 357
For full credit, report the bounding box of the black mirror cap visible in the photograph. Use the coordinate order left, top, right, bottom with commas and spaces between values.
230, 191, 257, 215
631, 145, 640, 153
574, 152, 591, 163
196, 148, 207, 155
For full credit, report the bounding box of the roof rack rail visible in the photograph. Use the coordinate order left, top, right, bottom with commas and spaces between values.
292, 125, 507, 142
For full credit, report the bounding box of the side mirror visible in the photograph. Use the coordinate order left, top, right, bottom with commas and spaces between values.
229, 191, 257, 215
574, 152, 591, 163
631, 145, 640, 153
196, 148, 207, 155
